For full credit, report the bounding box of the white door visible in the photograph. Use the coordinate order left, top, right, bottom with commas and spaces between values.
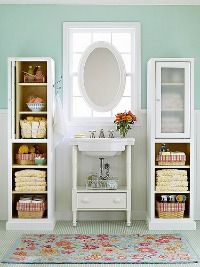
155, 61, 190, 138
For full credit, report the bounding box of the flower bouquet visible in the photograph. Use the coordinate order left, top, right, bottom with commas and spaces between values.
114, 111, 136, 138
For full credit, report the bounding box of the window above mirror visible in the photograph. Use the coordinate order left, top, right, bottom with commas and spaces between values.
63, 22, 141, 124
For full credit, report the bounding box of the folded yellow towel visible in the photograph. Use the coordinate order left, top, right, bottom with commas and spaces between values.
15, 185, 46, 192
15, 177, 46, 182
15, 181, 46, 187
15, 170, 46, 177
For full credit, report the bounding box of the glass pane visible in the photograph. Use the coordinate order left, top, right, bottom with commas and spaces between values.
93, 33, 111, 42
112, 33, 131, 53
161, 113, 184, 133
161, 67, 185, 133
72, 54, 82, 73
93, 110, 111, 117
73, 33, 91, 52
112, 97, 131, 115
161, 68, 184, 84
123, 76, 131, 96
121, 54, 131, 73
73, 97, 91, 117
72, 76, 81, 96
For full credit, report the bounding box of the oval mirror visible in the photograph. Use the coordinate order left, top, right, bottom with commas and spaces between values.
78, 41, 126, 112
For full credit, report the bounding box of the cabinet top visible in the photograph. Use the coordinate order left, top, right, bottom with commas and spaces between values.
148, 58, 194, 64
8, 57, 55, 63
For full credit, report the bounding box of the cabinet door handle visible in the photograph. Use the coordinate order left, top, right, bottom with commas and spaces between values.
156, 99, 160, 102
81, 197, 90, 203
113, 198, 121, 203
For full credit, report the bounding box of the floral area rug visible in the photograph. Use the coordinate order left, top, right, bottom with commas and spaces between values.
2, 233, 198, 264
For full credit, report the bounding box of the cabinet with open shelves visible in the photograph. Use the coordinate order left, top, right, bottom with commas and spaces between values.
7, 57, 55, 230
147, 58, 196, 230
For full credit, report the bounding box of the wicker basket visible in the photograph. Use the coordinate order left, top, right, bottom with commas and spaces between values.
16, 153, 46, 165
16, 201, 46, 218
156, 201, 185, 219
18, 210, 44, 219
156, 154, 186, 166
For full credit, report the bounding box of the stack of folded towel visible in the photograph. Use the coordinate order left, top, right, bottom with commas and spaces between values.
14, 169, 46, 192
156, 169, 188, 192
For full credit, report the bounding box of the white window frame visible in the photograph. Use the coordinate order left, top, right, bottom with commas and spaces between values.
63, 22, 141, 126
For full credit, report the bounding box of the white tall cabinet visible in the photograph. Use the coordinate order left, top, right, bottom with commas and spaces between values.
7, 57, 55, 230
147, 58, 196, 230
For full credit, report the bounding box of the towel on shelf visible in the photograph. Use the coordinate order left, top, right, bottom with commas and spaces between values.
156, 176, 188, 182
15, 177, 46, 182
53, 94, 65, 148
156, 181, 188, 186
156, 186, 188, 192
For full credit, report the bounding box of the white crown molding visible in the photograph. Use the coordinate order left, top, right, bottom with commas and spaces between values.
1, 0, 200, 4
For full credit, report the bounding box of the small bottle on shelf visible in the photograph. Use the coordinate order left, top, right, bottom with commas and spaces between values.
28, 66, 34, 75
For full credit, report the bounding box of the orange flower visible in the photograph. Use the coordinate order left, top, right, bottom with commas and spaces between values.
126, 115, 132, 122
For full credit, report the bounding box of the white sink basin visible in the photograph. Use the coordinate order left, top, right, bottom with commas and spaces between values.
69, 138, 135, 156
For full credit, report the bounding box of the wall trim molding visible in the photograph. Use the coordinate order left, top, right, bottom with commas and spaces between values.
0, 109, 8, 114
1, 0, 200, 4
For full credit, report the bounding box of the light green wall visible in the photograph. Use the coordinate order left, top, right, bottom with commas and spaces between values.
0, 5, 200, 109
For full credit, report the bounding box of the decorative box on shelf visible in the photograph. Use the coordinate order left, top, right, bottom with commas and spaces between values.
156, 152, 186, 166
156, 201, 185, 219
16, 153, 46, 165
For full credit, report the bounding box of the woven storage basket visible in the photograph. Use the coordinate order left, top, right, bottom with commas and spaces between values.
16, 153, 46, 165
156, 154, 186, 166
16, 201, 46, 219
18, 210, 44, 219
156, 201, 185, 219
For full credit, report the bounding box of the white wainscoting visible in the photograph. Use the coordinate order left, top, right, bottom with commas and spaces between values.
0, 110, 8, 219
1, 109, 200, 221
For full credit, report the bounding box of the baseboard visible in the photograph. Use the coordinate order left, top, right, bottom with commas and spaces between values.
0, 211, 8, 221
56, 210, 147, 221
194, 212, 200, 220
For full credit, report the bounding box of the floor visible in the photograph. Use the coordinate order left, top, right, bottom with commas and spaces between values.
0, 220, 200, 266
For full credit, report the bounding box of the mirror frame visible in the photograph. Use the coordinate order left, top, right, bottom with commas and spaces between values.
78, 41, 126, 112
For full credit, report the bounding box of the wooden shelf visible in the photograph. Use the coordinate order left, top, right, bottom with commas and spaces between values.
12, 191, 47, 194
154, 191, 190, 193
12, 164, 47, 169
18, 83, 47, 86
161, 82, 184, 86
19, 111, 47, 115
11, 139, 47, 143
155, 165, 190, 168
77, 186, 128, 193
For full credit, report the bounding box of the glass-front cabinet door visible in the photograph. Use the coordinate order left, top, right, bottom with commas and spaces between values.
155, 61, 190, 138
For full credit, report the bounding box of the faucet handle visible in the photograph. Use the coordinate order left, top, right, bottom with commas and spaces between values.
89, 130, 96, 138
108, 130, 114, 138
99, 129, 105, 138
